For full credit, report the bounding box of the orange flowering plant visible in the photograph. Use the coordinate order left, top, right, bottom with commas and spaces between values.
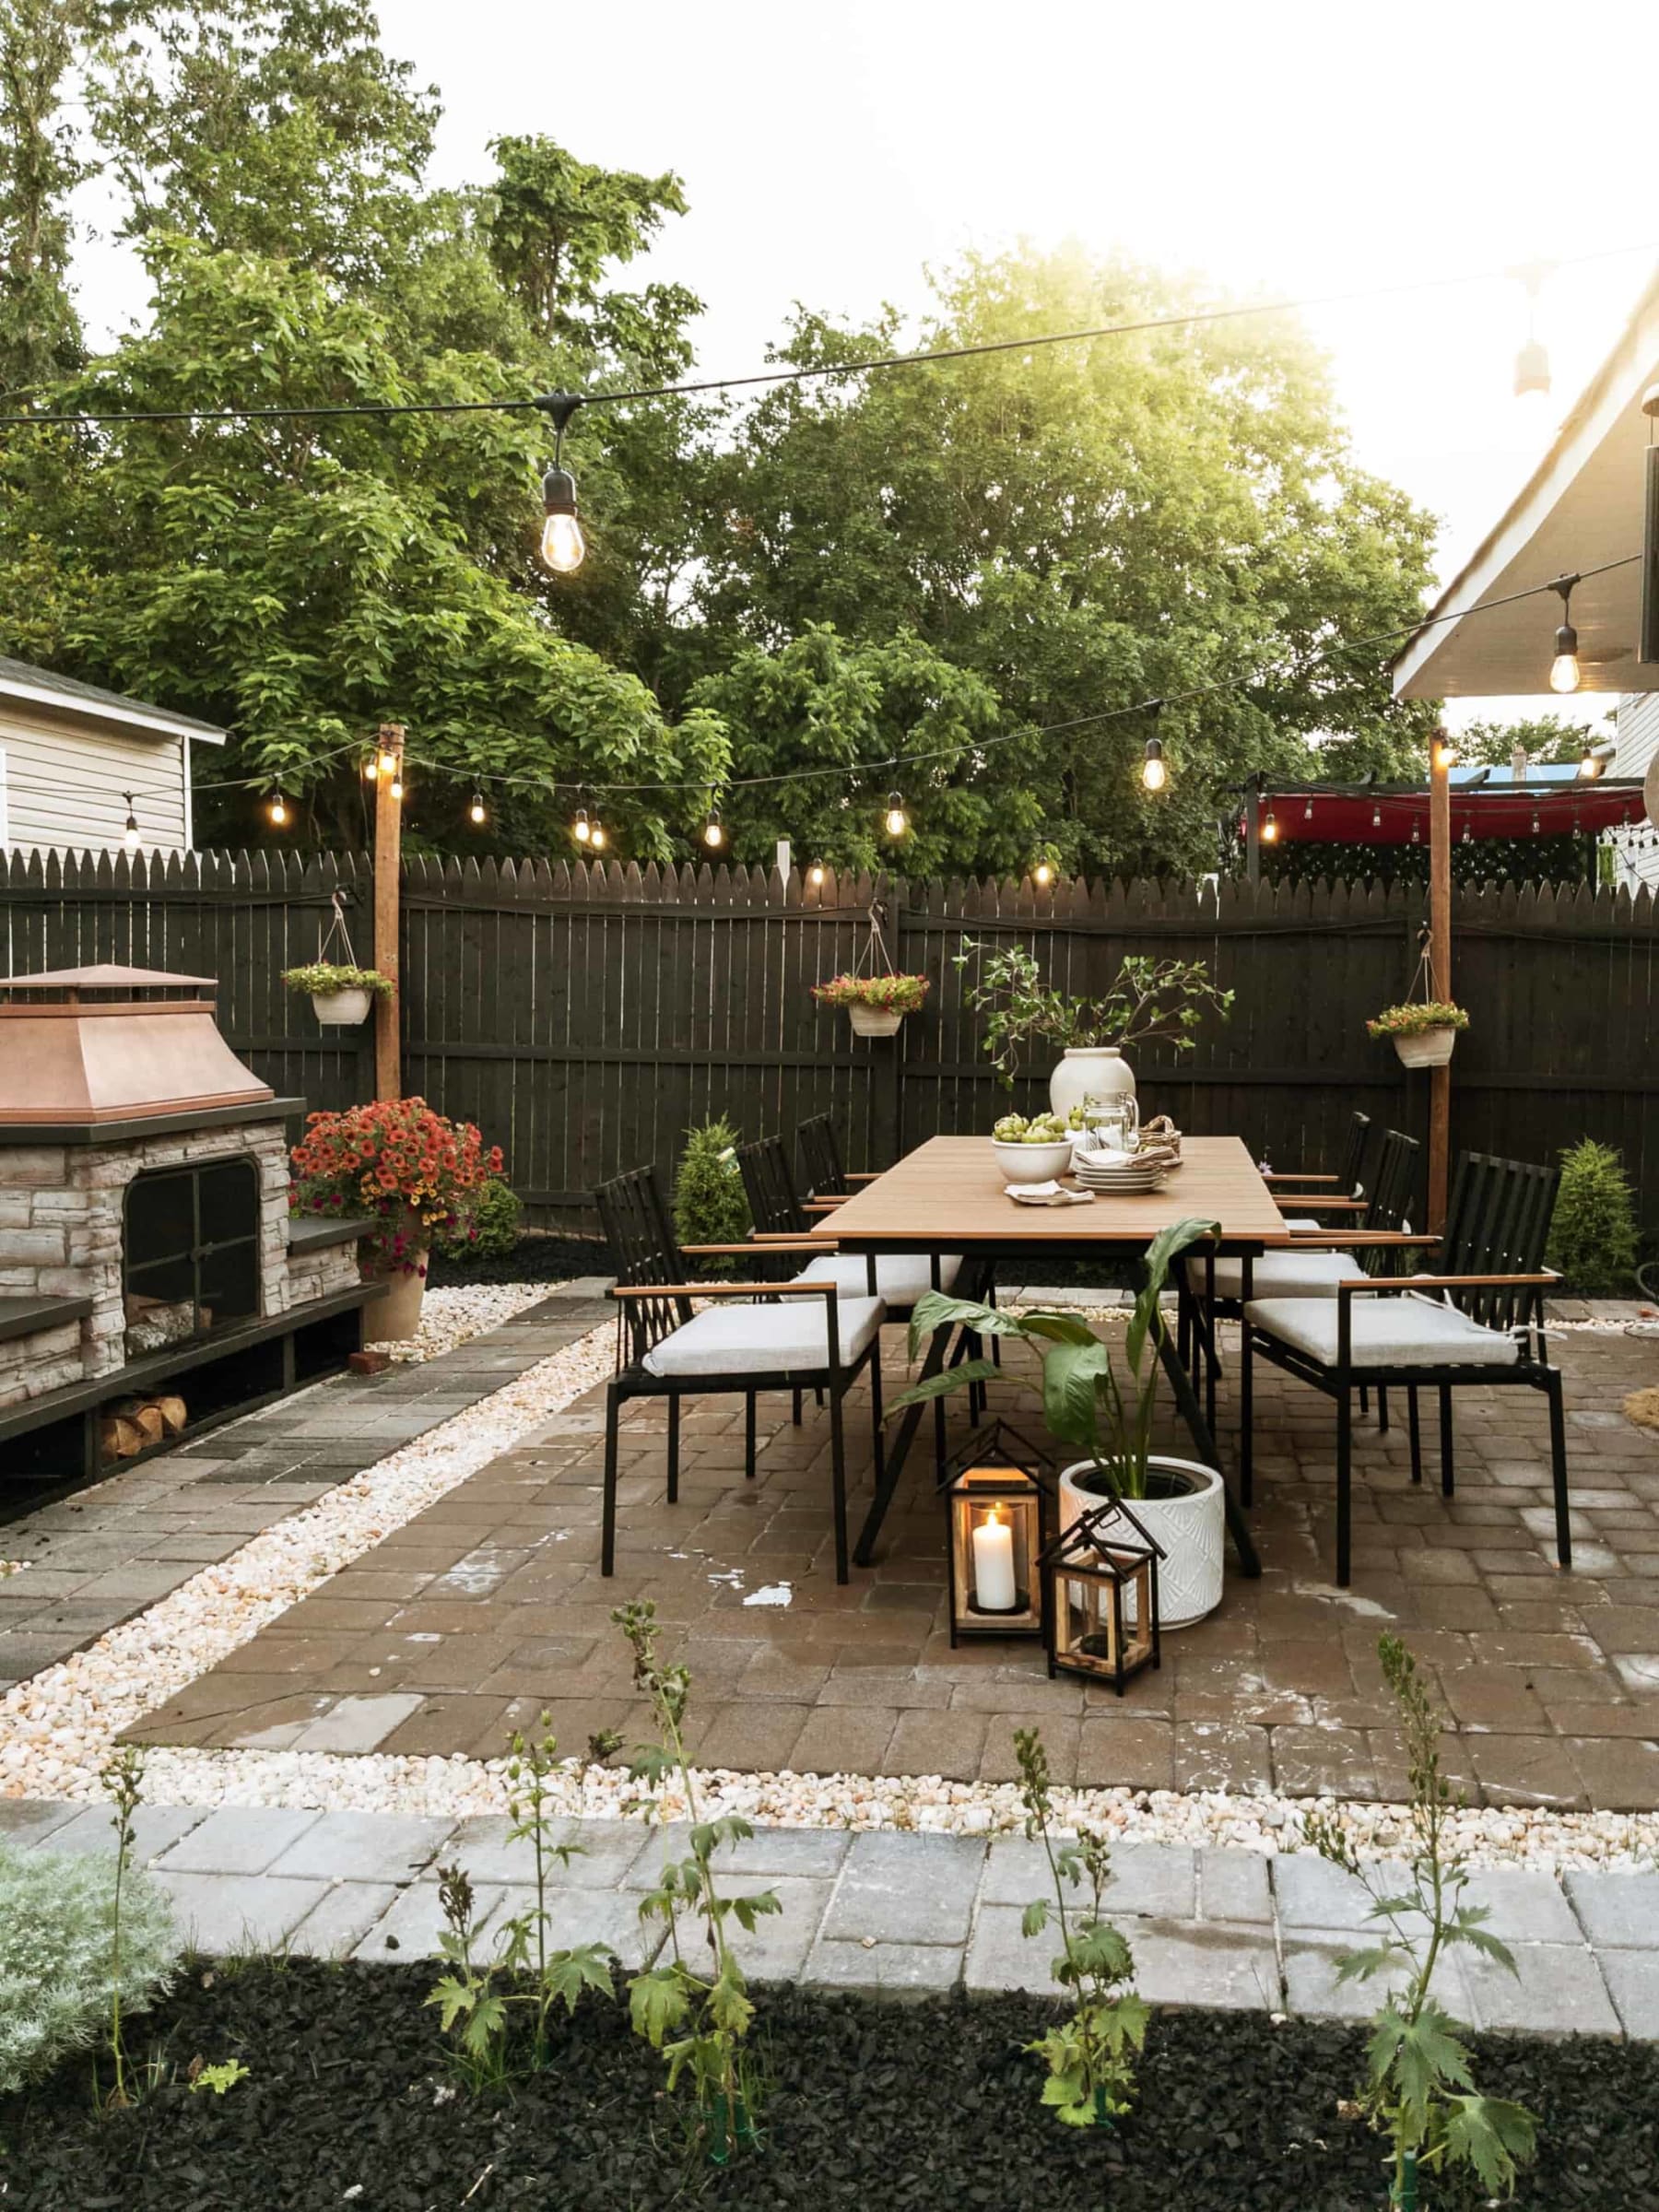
289, 1097, 504, 1279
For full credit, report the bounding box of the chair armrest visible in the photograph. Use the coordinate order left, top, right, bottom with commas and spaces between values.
748, 1230, 836, 1241
844, 1171, 883, 1182
1337, 1270, 1560, 1294
678, 1242, 835, 1258
1263, 1171, 1340, 1183
612, 1279, 837, 1300
802, 1198, 845, 1214
1279, 1197, 1368, 1213
1285, 1232, 1439, 1249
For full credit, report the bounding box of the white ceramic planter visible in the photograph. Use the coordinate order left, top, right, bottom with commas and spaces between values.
1393, 1027, 1458, 1069
848, 1002, 904, 1038
311, 986, 373, 1027
1049, 1044, 1135, 1123
1059, 1454, 1225, 1628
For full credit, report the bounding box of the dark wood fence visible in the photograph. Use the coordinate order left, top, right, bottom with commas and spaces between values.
4, 849, 1656, 1230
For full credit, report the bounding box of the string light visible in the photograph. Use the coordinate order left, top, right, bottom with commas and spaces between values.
589, 818, 608, 852
572, 806, 592, 845
701, 798, 725, 851
1532, 809, 1542, 834
1303, 797, 1314, 822
389, 772, 404, 801
807, 860, 825, 886
1410, 818, 1421, 845
1549, 574, 1582, 692
1260, 805, 1279, 844
1461, 821, 1473, 844
1140, 702, 1167, 793
1431, 733, 1458, 771
1034, 856, 1053, 886
884, 792, 909, 838
536, 393, 586, 575
363, 753, 378, 782
121, 794, 139, 856
468, 791, 487, 825
378, 741, 399, 778
268, 790, 288, 828
1371, 803, 1382, 830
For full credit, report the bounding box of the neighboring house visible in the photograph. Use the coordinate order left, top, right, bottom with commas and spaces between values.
0, 658, 226, 855
1612, 692, 1659, 892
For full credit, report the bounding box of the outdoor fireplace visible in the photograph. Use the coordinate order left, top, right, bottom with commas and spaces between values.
0, 963, 376, 1480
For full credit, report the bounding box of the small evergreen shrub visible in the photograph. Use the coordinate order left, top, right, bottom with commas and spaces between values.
1547, 1139, 1640, 1295
433, 1173, 523, 1261
672, 1119, 750, 1277
0, 1837, 178, 2094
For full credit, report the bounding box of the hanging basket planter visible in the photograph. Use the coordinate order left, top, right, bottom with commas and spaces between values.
1367, 999, 1469, 1069
282, 891, 393, 1030
811, 896, 929, 1039
846, 998, 907, 1037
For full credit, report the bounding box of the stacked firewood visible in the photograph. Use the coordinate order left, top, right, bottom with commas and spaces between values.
99, 1394, 187, 1461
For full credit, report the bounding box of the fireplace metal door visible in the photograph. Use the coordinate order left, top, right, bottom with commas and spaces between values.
124, 1158, 261, 1358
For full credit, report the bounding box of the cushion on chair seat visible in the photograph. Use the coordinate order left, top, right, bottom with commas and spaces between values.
1244, 1292, 1521, 1370
1280, 1216, 1322, 1233
1186, 1249, 1359, 1300
798, 1252, 962, 1306
642, 1293, 886, 1379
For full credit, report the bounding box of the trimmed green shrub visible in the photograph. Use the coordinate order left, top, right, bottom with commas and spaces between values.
0, 1836, 179, 2094
433, 1173, 523, 1261
1547, 1139, 1640, 1295
672, 1118, 750, 1277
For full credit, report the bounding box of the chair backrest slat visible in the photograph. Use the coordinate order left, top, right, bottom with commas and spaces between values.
1339, 1110, 1374, 1198
1359, 1127, 1420, 1272
797, 1112, 846, 1201
737, 1135, 806, 1239
1441, 1152, 1561, 1330
594, 1165, 694, 1360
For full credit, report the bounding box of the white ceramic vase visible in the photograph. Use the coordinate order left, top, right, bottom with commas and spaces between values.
1049, 1044, 1135, 1123
848, 1003, 903, 1038
1393, 1027, 1457, 1069
1058, 1453, 1225, 1629
311, 986, 373, 1026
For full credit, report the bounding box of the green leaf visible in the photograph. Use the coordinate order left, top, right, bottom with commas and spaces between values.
628, 1965, 690, 2048
1020, 1899, 1051, 1939
887, 1359, 1001, 1413
1040, 1337, 1113, 1452
1371, 2000, 1473, 2114
542, 1945, 615, 2014
1125, 1217, 1219, 1371
730, 1888, 782, 1932
1442, 2093, 1537, 2192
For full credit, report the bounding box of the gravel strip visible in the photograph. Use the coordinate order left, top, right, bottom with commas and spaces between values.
369, 1281, 558, 1361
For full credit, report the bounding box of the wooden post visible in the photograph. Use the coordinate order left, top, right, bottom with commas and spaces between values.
1428, 728, 1453, 1232
1243, 782, 1261, 887
373, 722, 404, 1102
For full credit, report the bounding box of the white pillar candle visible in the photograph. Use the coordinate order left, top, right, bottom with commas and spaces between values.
971, 1508, 1018, 1611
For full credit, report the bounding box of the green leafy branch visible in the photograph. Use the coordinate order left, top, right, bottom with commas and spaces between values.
955, 937, 1233, 1087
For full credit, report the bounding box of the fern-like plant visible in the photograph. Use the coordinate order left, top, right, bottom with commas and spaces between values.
671, 1118, 750, 1277
1547, 1138, 1639, 1295
0, 1836, 177, 2096
1304, 1635, 1537, 2207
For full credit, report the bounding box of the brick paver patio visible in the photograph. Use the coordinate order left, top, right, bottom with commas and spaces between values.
120, 1312, 1659, 1808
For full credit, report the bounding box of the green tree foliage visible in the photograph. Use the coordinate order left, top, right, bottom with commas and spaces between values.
0, 0, 92, 394
1453, 712, 1606, 769
1547, 1139, 1640, 1295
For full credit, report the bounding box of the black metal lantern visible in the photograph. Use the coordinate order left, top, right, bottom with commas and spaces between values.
937, 1421, 1053, 1643
1040, 1500, 1163, 1695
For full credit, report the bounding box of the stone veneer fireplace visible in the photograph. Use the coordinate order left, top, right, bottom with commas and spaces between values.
0, 964, 376, 1480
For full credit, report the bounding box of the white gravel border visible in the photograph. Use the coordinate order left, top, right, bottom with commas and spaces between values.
2, 1295, 1656, 1873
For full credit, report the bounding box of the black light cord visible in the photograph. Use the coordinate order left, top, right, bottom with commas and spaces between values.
1, 239, 1655, 430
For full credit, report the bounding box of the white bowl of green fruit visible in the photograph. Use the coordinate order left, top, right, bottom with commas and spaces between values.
991, 1112, 1077, 1182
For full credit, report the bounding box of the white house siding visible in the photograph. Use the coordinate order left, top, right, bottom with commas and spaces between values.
0, 699, 190, 854
1611, 693, 1659, 894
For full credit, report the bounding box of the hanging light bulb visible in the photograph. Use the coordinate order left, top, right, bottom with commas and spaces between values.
535, 392, 586, 574
572, 806, 592, 845
1461, 820, 1473, 844
1549, 574, 1582, 693
1431, 733, 1459, 773
1260, 805, 1279, 845
1511, 260, 1552, 397
378, 742, 399, 778
1303, 797, 1314, 823
1034, 856, 1053, 886
1141, 735, 1166, 793
468, 791, 487, 826
121, 794, 139, 857
1410, 818, 1421, 845
589, 819, 607, 852
701, 798, 725, 851
389, 772, 404, 801
364, 753, 379, 783
883, 791, 909, 839
1532, 809, 1542, 835
268, 790, 288, 828
807, 860, 825, 887
1371, 803, 1382, 830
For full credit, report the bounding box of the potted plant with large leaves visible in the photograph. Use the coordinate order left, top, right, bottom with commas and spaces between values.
893, 1216, 1227, 1627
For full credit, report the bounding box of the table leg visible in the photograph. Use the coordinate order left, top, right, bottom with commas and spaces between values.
1156, 1312, 1261, 1579
853, 1312, 953, 1567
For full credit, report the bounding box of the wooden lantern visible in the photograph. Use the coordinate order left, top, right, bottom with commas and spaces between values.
938, 1421, 1053, 1643
1040, 1500, 1164, 1694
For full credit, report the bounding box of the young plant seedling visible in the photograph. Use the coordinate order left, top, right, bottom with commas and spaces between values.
1303, 1634, 1537, 2208
613, 1599, 781, 2165
187, 2057, 250, 2095
100, 1746, 146, 2110
1013, 1726, 1147, 2126
428, 1862, 511, 2090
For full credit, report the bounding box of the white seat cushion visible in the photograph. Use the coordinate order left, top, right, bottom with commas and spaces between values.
1245, 1292, 1521, 1371
799, 1252, 962, 1306
1281, 1216, 1322, 1233
1186, 1250, 1359, 1300
642, 1293, 886, 1379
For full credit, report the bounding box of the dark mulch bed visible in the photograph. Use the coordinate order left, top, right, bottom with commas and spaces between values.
4, 1961, 1651, 2210
427, 1231, 611, 1288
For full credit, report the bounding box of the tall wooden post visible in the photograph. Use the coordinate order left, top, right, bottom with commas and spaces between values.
1428, 729, 1453, 1232
373, 722, 404, 1102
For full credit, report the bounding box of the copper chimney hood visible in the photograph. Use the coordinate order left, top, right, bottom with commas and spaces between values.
0, 965, 276, 1126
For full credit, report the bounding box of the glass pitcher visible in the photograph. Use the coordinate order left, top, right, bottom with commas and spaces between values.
1081, 1092, 1139, 1154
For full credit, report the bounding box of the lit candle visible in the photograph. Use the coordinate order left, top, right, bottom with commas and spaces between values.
971, 1506, 1018, 1612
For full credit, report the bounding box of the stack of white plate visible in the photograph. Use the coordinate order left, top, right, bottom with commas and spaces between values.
1071, 1149, 1171, 1194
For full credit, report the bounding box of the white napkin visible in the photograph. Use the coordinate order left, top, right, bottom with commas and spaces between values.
1006, 1180, 1096, 1206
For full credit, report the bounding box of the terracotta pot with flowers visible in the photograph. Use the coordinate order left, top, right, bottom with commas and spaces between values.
289, 1098, 503, 1342
1367, 1000, 1469, 1070
812, 971, 930, 1038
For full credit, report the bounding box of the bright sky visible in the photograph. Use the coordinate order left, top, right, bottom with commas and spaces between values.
75, 0, 1659, 731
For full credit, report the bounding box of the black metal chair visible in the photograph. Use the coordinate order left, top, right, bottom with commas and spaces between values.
1262, 1110, 1375, 1232
594, 1165, 887, 1583
1240, 1150, 1570, 1586
1182, 1127, 1424, 1436
735, 1135, 964, 1312
797, 1112, 883, 1203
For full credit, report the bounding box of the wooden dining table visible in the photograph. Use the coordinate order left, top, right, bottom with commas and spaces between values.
823, 1134, 1294, 1575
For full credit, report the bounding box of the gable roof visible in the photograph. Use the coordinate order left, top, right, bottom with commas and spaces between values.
0, 657, 227, 744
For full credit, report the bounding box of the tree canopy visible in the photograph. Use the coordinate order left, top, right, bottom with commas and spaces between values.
0, 0, 1442, 871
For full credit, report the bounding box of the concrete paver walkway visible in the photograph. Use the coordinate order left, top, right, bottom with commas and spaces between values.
2, 1796, 1653, 2038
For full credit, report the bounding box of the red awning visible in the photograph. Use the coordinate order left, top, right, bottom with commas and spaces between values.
1260, 785, 1643, 847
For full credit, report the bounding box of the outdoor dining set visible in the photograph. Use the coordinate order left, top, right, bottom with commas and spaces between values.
593, 1106, 1575, 1668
